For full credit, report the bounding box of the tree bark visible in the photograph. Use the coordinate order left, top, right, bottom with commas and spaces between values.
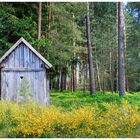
76, 59, 79, 90
47, 2, 51, 38
83, 62, 86, 94
38, 2, 42, 40
116, 2, 119, 92
72, 39, 77, 92
60, 71, 64, 92
118, 2, 125, 96
63, 73, 67, 90
126, 75, 129, 92
96, 61, 102, 92
54, 73, 60, 90
86, 2, 96, 95
109, 50, 114, 93
102, 73, 105, 94
70, 66, 73, 92
72, 67, 76, 92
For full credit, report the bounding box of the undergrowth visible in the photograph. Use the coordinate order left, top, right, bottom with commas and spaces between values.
0, 98, 140, 138
50, 91, 140, 110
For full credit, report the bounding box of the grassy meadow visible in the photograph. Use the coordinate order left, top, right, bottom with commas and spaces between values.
51, 91, 140, 110
0, 91, 140, 138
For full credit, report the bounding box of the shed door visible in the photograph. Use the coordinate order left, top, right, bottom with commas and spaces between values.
1, 70, 49, 105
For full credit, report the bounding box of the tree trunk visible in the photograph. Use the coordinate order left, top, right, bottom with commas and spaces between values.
70, 66, 73, 92
124, 12, 128, 93
113, 60, 118, 91
54, 73, 60, 90
63, 73, 67, 90
86, 63, 89, 90
47, 2, 51, 38
86, 2, 96, 95
126, 75, 129, 92
118, 2, 125, 96
76, 59, 80, 89
72, 67, 76, 92
116, 2, 118, 92
38, 2, 42, 40
83, 62, 86, 94
60, 71, 65, 92
102, 73, 105, 94
96, 61, 102, 92
109, 50, 114, 93
72, 38, 77, 92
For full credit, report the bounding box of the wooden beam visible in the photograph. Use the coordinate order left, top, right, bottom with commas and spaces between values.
1, 68, 45, 72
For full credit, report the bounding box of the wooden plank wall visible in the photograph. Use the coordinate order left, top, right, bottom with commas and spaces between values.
1, 70, 48, 105
1, 43, 45, 69
1, 43, 50, 105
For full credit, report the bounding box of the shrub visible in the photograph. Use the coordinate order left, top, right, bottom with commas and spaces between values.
0, 101, 139, 138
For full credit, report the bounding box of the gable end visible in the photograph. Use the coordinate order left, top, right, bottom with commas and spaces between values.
0, 37, 52, 69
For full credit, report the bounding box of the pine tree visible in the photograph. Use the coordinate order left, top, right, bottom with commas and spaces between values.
38, 2, 42, 39
118, 2, 125, 96
86, 2, 96, 95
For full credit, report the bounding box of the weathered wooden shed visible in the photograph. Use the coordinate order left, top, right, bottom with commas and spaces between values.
0, 37, 52, 105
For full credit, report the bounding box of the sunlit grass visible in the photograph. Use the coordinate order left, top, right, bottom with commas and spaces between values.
50, 91, 140, 110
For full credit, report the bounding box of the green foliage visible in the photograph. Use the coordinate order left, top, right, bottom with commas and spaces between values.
17, 79, 33, 104
0, 2, 140, 91
125, 5, 140, 91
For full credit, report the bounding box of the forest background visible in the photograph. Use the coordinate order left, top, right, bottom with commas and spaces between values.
0, 2, 140, 93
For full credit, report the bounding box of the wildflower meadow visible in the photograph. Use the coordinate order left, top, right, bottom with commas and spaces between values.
0, 92, 140, 138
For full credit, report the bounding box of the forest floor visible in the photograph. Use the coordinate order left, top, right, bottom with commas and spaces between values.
50, 90, 140, 110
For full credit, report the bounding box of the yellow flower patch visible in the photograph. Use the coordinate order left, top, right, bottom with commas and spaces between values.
0, 100, 139, 138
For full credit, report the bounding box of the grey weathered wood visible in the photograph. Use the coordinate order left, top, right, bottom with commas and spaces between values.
19, 44, 24, 67
0, 38, 51, 106
8, 51, 14, 67
34, 71, 38, 103
0, 37, 52, 68
46, 72, 50, 105
14, 45, 20, 67
2, 72, 8, 100
8, 72, 15, 101
1, 58, 8, 67
24, 45, 28, 68
1, 43, 46, 69
1, 68, 45, 72
1, 70, 47, 105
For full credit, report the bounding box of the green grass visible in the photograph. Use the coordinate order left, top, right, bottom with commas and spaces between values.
50, 90, 140, 110
50, 90, 140, 138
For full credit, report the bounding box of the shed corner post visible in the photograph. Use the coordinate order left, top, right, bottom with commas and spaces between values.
46, 69, 50, 106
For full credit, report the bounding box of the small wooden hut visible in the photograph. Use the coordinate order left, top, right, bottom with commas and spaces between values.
0, 37, 52, 105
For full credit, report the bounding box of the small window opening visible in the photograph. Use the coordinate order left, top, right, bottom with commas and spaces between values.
20, 76, 24, 79
41, 64, 45, 68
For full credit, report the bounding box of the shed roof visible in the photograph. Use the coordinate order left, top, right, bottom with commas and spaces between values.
0, 37, 52, 69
